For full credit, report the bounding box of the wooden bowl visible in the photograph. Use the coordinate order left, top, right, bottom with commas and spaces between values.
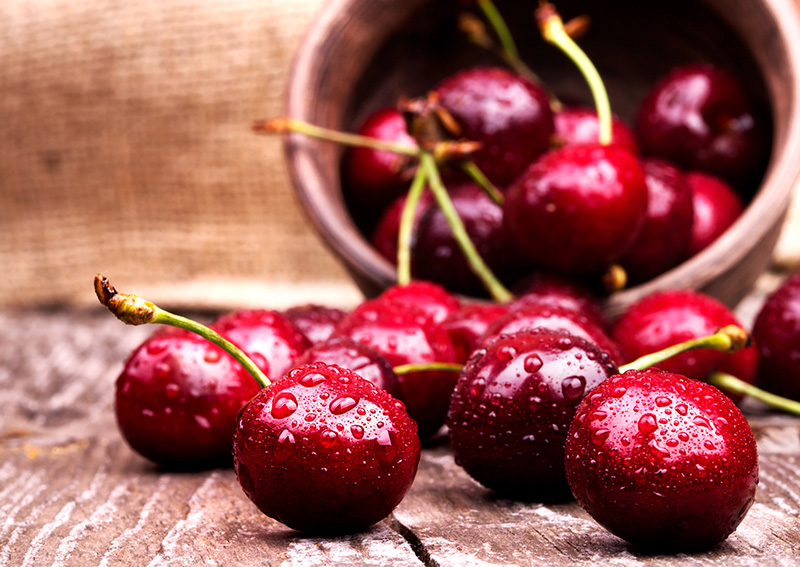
285, 0, 800, 316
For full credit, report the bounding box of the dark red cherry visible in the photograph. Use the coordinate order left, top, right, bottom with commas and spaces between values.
441, 301, 511, 363
378, 280, 460, 325
283, 304, 347, 345
291, 336, 403, 400
611, 289, 755, 387
371, 191, 434, 265
334, 298, 459, 439
115, 327, 261, 466
212, 309, 310, 382
447, 328, 618, 500
565, 368, 759, 551
618, 158, 694, 283
685, 171, 744, 257
554, 106, 638, 154
503, 144, 648, 274
752, 273, 800, 400
435, 66, 555, 185
233, 362, 421, 532
482, 303, 622, 366
343, 107, 418, 214
510, 272, 608, 330
635, 64, 767, 186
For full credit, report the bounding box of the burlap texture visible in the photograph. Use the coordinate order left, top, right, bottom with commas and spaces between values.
2, 0, 800, 311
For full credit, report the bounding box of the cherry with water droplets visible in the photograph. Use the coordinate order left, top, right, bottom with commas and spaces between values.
554, 106, 638, 154
283, 304, 347, 345
378, 280, 461, 325
441, 301, 511, 363
510, 271, 608, 330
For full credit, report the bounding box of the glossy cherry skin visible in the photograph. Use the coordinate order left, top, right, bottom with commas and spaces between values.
233, 362, 421, 533
611, 289, 756, 388
371, 191, 434, 266
284, 304, 347, 346
510, 272, 608, 330
292, 336, 403, 400
503, 144, 648, 274
448, 328, 618, 500
333, 298, 459, 439
481, 303, 622, 366
435, 66, 555, 185
115, 327, 261, 466
635, 64, 767, 186
343, 107, 418, 214
554, 106, 638, 155
565, 368, 759, 551
685, 171, 744, 257
378, 281, 461, 325
441, 301, 511, 363
752, 273, 800, 400
212, 309, 310, 382
619, 158, 694, 283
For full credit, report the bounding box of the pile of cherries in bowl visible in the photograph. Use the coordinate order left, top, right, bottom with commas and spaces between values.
97, 0, 800, 555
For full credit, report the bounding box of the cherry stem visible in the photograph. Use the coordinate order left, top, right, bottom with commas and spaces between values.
253, 117, 420, 156
460, 161, 505, 205
619, 325, 751, 373
420, 152, 514, 303
94, 274, 271, 389
396, 165, 430, 285
707, 371, 800, 416
393, 362, 463, 375
536, 2, 612, 145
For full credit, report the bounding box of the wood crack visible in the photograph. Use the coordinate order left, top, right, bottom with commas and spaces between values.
385, 514, 441, 567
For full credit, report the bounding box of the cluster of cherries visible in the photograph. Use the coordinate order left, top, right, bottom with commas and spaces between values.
96, 0, 797, 554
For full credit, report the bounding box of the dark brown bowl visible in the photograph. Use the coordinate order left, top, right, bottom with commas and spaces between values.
285, 0, 800, 316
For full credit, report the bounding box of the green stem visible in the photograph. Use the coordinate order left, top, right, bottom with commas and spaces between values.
477, 0, 519, 59
396, 166, 429, 285
707, 372, 800, 416
619, 325, 750, 374
536, 3, 611, 145
394, 362, 463, 375
254, 118, 420, 156
460, 161, 504, 205
94, 274, 271, 389
420, 152, 514, 303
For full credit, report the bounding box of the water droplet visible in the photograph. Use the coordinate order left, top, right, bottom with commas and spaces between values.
693, 416, 712, 429
377, 429, 392, 446
666, 438, 679, 447
164, 383, 180, 399
592, 429, 610, 445
524, 354, 543, 373
497, 345, 517, 362
522, 434, 536, 443
142, 409, 154, 418
271, 392, 298, 419
204, 349, 221, 364
638, 414, 658, 433
146, 341, 168, 356
194, 414, 211, 429
277, 429, 295, 444
299, 372, 327, 387
330, 396, 358, 415
154, 362, 170, 379
250, 353, 269, 375
561, 376, 586, 399
675, 404, 688, 416
350, 425, 364, 439
655, 396, 672, 407
320, 430, 338, 448
678, 432, 690, 442
590, 410, 607, 421
557, 337, 574, 350
612, 386, 627, 398
704, 440, 716, 451
304, 413, 316, 422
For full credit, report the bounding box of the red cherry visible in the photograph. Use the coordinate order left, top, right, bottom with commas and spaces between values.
343, 107, 418, 214
435, 66, 555, 185
378, 280, 461, 325
441, 301, 511, 363
447, 328, 618, 500
510, 271, 608, 330
565, 368, 759, 551
115, 327, 261, 466
618, 158, 694, 283
554, 106, 638, 154
233, 362, 420, 532
371, 191, 434, 265
212, 309, 310, 382
635, 64, 767, 186
503, 144, 648, 274
334, 298, 459, 439
685, 171, 744, 257
283, 304, 347, 346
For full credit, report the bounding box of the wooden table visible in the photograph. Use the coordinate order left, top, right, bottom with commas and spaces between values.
2, 283, 799, 567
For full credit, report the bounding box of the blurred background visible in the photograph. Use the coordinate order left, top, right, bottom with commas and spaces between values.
2, 0, 799, 311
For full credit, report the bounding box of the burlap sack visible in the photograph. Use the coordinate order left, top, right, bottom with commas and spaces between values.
2, 0, 799, 311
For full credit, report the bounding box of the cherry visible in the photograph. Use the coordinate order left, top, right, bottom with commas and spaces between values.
481, 302, 622, 365
378, 280, 461, 325
503, 144, 648, 274
685, 171, 744, 257
635, 64, 767, 187
554, 106, 638, 154
342, 107, 418, 214
434, 66, 555, 185
441, 301, 511, 363
752, 273, 800, 400
291, 336, 403, 400
114, 327, 261, 466
618, 158, 694, 283
611, 289, 755, 387
283, 303, 347, 345
333, 297, 459, 439
233, 362, 420, 533
211, 309, 310, 382
510, 271, 608, 330
565, 368, 759, 551
371, 191, 434, 266
447, 328, 618, 500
